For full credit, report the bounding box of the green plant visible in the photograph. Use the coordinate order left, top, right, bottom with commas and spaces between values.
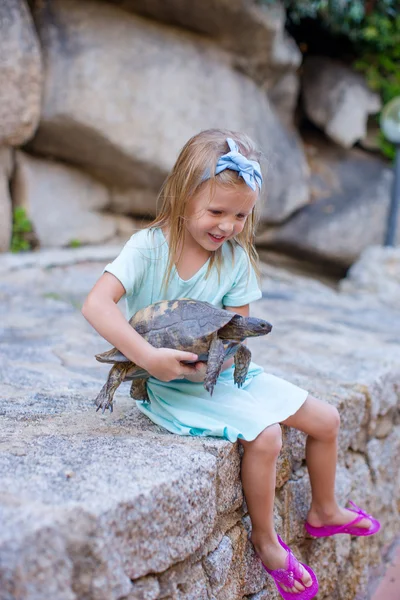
352, 10, 400, 159
277, 0, 366, 30
10, 207, 33, 253
68, 239, 81, 248
261, 1, 397, 36
377, 130, 397, 160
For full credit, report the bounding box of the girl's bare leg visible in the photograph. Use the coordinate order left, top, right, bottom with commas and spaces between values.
282, 395, 371, 530
240, 425, 313, 594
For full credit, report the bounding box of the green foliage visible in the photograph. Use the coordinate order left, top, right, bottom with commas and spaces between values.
264, 0, 398, 36
277, 0, 367, 30
260, 0, 399, 159
10, 207, 33, 253
376, 130, 397, 160
352, 9, 400, 158
355, 15, 400, 104
68, 239, 81, 248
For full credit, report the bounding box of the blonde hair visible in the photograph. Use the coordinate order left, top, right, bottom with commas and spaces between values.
148, 128, 262, 290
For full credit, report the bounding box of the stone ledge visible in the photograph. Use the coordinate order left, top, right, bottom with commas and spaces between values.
0, 248, 399, 599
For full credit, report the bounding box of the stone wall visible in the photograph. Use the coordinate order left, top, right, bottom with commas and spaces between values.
0, 246, 399, 599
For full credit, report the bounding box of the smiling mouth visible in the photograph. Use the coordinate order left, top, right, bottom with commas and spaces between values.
208, 233, 226, 243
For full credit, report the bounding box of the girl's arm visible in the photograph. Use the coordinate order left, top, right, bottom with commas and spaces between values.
82, 272, 199, 381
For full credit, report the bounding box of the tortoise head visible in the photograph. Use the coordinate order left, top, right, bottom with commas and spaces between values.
220, 314, 272, 340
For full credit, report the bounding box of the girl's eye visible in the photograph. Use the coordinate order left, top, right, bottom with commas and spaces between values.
236, 214, 247, 220
209, 210, 222, 215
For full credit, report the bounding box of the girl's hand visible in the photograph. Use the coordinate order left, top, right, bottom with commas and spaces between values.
184, 361, 208, 383
184, 357, 232, 383
142, 348, 199, 382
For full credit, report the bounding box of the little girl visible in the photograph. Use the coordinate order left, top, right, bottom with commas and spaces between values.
82, 129, 380, 599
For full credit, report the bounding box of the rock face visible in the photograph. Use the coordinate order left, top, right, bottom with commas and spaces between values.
0, 247, 399, 599
0, 0, 391, 265
30, 0, 309, 224
258, 140, 395, 267
0, 148, 13, 252
0, 0, 42, 146
105, 0, 302, 86
0, 0, 316, 251
340, 245, 400, 309
302, 57, 381, 148
268, 72, 300, 127
12, 152, 119, 247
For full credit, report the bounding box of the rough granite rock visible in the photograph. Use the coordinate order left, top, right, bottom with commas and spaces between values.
340, 246, 400, 309
268, 72, 300, 127
12, 151, 119, 247
203, 535, 233, 592
127, 575, 160, 600
257, 142, 395, 267
0, 248, 399, 599
30, 0, 309, 224
0, 148, 13, 252
0, 0, 42, 146
302, 57, 381, 148
103, 0, 302, 87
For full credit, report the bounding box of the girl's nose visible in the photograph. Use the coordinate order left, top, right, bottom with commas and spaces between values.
218, 220, 234, 234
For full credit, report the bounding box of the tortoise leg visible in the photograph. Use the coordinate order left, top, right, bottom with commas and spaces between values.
204, 334, 226, 396
130, 378, 150, 401
95, 363, 130, 413
233, 344, 252, 388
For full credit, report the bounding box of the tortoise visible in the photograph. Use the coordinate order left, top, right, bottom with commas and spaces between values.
94, 298, 272, 413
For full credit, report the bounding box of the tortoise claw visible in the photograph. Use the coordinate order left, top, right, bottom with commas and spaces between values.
94, 388, 114, 413
203, 379, 215, 396
235, 371, 247, 388
233, 345, 251, 389
233, 369, 247, 388
97, 399, 113, 413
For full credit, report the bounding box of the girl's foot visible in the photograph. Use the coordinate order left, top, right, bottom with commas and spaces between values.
307, 505, 372, 531
251, 535, 314, 594
306, 501, 380, 538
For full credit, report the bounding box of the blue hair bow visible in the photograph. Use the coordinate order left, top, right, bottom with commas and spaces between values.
215, 138, 263, 192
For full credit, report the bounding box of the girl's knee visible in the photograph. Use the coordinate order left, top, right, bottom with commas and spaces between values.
320, 404, 340, 441
241, 423, 282, 456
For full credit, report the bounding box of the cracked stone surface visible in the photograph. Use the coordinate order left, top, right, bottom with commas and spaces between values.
0, 246, 399, 600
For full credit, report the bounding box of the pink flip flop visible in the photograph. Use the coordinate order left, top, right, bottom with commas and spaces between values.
305, 500, 381, 538
259, 535, 319, 600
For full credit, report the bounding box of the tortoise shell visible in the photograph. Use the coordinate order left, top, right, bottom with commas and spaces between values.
96, 298, 236, 364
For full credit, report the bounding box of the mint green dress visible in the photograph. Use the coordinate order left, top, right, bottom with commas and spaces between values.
104, 228, 308, 442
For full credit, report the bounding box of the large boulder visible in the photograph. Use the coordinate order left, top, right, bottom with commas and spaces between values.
104, 0, 302, 87
257, 137, 395, 267
0, 0, 42, 146
110, 187, 159, 218
302, 57, 381, 148
12, 152, 119, 247
268, 72, 300, 127
30, 0, 309, 224
340, 246, 400, 309
0, 148, 13, 252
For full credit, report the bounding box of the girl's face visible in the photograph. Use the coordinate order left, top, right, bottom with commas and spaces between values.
184, 182, 258, 253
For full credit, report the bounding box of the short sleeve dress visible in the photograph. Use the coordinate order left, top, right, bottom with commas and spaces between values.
104, 227, 308, 442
